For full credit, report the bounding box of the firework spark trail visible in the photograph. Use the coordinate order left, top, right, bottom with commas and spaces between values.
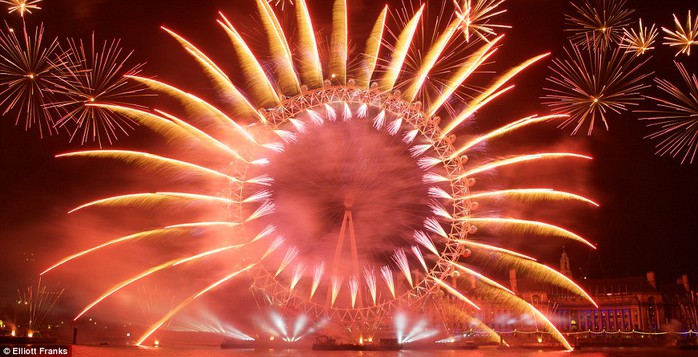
135, 263, 256, 346
152, 109, 251, 162
387, 117, 403, 136
267, 0, 293, 11
41, 228, 189, 275
124, 77, 258, 145
402, 10, 465, 101
74, 244, 245, 321
275, 247, 299, 277
330, 0, 348, 83
433, 277, 479, 310
543, 42, 652, 135
255, 0, 300, 95
68, 192, 235, 214
424, 217, 448, 239
428, 186, 453, 200
620, 19, 657, 56
261, 236, 284, 261
530, 264, 598, 307
356, 104, 368, 118
455, 239, 538, 260
330, 275, 343, 306
459, 240, 596, 304
1, 0, 41, 16
409, 144, 431, 157
342, 101, 351, 120
380, 265, 395, 298
363, 267, 377, 305
440, 53, 550, 138
527, 302, 572, 350
402, 129, 419, 143
251, 225, 277, 242
373, 110, 386, 129
477, 283, 572, 349
461, 217, 596, 248
349, 276, 359, 308
378, 5, 424, 92
640, 61, 698, 164
57, 150, 240, 183
290, 264, 305, 291
294, 0, 323, 87
243, 190, 272, 203
87, 103, 249, 157
423, 172, 449, 184
274, 129, 297, 143
245, 201, 276, 222
662, 11, 698, 56
458, 153, 592, 178
414, 231, 439, 256
309, 262, 324, 300
162, 27, 262, 121
564, 0, 633, 49
439, 301, 506, 344
392, 249, 413, 287
356, 5, 387, 88
448, 261, 513, 294
306, 109, 324, 125
324, 104, 336, 120
448, 114, 568, 159
411, 246, 429, 273
288, 118, 307, 133
429, 201, 453, 220
217, 13, 279, 108
427, 35, 502, 116
464, 188, 599, 206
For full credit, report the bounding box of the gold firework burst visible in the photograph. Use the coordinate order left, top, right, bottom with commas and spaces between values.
453, 0, 510, 43
640, 61, 698, 164
662, 11, 698, 56
49, 35, 147, 147
565, 0, 633, 49
620, 19, 657, 56
0, 0, 41, 17
543, 41, 652, 135
0, 23, 63, 137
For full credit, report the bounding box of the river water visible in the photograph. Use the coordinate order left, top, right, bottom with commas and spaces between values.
69, 345, 698, 357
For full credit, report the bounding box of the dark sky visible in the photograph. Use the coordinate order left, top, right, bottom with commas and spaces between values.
1, 0, 698, 302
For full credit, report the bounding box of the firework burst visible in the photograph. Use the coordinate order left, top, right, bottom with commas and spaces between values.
565, 0, 633, 49
0, 0, 40, 17
49, 34, 147, 146
0, 23, 63, 137
453, 0, 509, 43
640, 61, 698, 164
620, 19, 658, 56
43, 0, 599, 349
543, 41, 652, 135
662, 11, 698, 57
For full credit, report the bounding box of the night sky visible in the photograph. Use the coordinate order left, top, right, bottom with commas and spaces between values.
1, 0, 698, 303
